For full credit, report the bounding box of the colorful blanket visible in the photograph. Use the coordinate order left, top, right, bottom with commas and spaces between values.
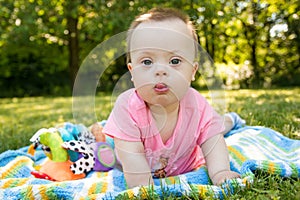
0, 126, 299, 199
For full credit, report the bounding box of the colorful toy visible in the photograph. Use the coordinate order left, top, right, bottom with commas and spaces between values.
92, 142, 116, 171
61, 140, 95, 174
28, 122, 116, 181
29, 128, 86, 181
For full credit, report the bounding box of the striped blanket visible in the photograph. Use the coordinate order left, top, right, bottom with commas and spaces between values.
0, 126, 299, 199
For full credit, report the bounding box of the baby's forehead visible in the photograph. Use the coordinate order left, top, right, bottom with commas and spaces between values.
133, 19, 193, 38
131, 48, 187, 59
129, 20, 196, 61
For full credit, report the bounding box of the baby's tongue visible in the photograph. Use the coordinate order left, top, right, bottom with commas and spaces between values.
155, 83, 168, 92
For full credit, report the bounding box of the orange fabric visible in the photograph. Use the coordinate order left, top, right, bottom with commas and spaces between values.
39, 159, 85, 181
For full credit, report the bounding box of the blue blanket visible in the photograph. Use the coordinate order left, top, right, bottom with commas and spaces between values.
0, 126, 299, 199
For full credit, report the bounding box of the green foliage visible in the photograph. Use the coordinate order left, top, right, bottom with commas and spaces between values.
0, 88, 299, 199
230, 170, 300, 200
0, 0, 299, 97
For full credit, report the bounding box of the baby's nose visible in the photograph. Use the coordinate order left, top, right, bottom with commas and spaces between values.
155, 70, 167, 76
155, 64, 168, 76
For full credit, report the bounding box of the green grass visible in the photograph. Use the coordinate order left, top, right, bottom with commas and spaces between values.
0, 88, 300, 199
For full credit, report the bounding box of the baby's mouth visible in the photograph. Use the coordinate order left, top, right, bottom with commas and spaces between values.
154, 83, 169, 93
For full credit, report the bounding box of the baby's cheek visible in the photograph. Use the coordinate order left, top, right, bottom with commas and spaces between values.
170, 79, 190, 100
131, 67, 153, 87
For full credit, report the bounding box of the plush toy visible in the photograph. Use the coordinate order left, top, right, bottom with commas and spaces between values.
29, 128, 86, 181
28, 121, 116, 181
62, 141, 116, 173
91, 142, 116, 171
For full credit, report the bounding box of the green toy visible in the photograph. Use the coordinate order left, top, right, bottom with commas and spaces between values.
39, 130, 68, 162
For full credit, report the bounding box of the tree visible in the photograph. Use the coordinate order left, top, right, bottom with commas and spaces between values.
65, 1, 80, 88
0, 0, 299, 97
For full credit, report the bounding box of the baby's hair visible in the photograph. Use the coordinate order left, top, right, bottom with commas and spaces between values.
126, 7, 198, 63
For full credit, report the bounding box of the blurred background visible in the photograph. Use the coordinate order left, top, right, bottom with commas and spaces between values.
0, 0, 299, 97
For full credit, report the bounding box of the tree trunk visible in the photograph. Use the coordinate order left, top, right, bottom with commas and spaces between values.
211, 23, 215, 61
67, 17, 79, 89
65, 2, 79, 90
251, 40, 259, 82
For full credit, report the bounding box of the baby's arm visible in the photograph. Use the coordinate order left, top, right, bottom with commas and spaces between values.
201, 134, 240, 185
114, 138, 154, 188
221, 112, 246, 135
220, 115, 234, 135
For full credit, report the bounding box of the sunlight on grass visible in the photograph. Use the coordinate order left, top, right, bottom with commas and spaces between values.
0, 94, 114, 153
0, 88, 299, 199
1, 88, 299, 153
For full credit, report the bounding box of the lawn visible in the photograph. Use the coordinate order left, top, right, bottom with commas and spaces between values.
0, 88, 299, 199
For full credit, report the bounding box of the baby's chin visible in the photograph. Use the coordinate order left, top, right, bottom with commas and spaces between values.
141, 92, 180, 108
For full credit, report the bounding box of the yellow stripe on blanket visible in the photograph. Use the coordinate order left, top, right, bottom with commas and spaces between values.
39, 185, 50, 200
228, 146, 247, 163
2, 179, 14, 189
89, 181, 108, 195
268, 162, 276, 174
193, 185, 212, 197
96, 171, 108, 178
0, 156, 33, 179
165, 176, 177, 184
18, 178, 29, 187
88, 173, 109, 195
2, 178, 29, 189
25, 185, 35, 200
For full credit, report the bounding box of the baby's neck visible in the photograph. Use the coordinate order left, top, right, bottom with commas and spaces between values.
148, 102, 179, 143
148, 102, 179, 116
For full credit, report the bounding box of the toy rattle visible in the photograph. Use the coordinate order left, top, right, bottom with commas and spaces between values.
28, 122, 116, 181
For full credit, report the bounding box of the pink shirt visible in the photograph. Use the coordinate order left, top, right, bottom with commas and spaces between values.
103, 88, 224, 177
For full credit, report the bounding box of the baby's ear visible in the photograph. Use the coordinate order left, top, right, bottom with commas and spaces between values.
127, 63, 133, 71
193, 62, 199, 72
192, 62, 199, 80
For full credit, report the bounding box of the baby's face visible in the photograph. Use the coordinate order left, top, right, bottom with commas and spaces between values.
128, 19, 198, 107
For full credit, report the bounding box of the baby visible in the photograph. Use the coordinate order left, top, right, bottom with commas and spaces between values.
98, 8, 241, 188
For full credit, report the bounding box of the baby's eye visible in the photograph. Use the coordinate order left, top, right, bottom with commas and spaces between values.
169, 58, 181, 65
141, 59, 152, 66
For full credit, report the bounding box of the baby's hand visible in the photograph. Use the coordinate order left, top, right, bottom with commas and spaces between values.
211, 170, 240, 185
91, 123, 106, 142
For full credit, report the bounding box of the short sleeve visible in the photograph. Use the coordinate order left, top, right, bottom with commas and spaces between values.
194, 93, 225, 146
103, 90, 142, 142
